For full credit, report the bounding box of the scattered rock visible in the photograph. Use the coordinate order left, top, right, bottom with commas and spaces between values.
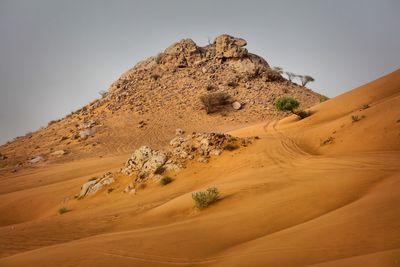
232, 101, 242, 110
175, 128, 185, 136
0, 153, 7, 160
123, 182, 136, 194
138, 120, 146, 128
50, 150, 66, 157
77, 172, 115, 198
79, 127, 97, 139
29, 156, 44, 164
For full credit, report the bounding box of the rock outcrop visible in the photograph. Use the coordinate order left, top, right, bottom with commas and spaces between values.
121, 146, 168, 178
77, 130, 256, 198
77, 172, 115, 198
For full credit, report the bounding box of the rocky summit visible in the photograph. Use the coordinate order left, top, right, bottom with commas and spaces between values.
0, 34, 322, 169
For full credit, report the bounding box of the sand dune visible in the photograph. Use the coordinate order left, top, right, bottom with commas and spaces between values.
0, 69, 399, 266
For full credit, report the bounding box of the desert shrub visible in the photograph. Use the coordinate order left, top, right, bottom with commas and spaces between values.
275, 97, 300, 113
154, 53, 163, 64
320, 136, 334, 146
272, 66, 283, 75
150, 73, 161, 80
295, 110, 311, 119
48, 119, 59, 127
265, 68, 284, 82
362, 104, 370, 109
223, 143, 239, 151
200, 92, 231, 114
160, 176, 173, 185
227, 80, 238, 88
192, 187, 220, 209
351, 115, 365, 122
319, 95, 330, 102
58, 207, 70, 214
206, 84, 215, 91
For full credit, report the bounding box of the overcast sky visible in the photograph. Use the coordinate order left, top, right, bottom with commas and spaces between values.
0, 0, 399, 144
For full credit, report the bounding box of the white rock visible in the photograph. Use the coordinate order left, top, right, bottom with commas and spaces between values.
232, 101, 242, 110
29, 156, 44, 164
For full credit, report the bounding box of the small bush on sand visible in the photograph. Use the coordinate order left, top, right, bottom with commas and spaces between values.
192, 187, 220, 209
160, 176, 173, 185
223, 143, 239, 151
320, 136, 334, 146
362, 104, 370, 110
295, 110, 311, 119
200, 92, 231, 114
58, 207, 70, 214
352, 115, 365, 123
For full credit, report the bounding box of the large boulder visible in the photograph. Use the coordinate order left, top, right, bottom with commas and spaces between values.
79, 127, 97, 139
215, 34, 248, 59
162, 39, 203, 68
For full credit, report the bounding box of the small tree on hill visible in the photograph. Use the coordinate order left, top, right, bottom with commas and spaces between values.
299, 75, 315, 87
285, 72, 296, 82
275, 97, 300, 114
276, 97, 311, 119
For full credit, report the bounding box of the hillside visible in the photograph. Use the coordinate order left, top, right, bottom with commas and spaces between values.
0, 69, 399, 266
0, 35, 322, 171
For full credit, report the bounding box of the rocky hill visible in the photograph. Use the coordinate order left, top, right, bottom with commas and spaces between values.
0, 34, 322, 171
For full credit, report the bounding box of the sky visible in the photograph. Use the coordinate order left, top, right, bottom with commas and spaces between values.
0, 0, 399, 144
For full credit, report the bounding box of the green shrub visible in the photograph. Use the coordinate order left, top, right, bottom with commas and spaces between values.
58, 207, 70, 214
192, 187, 220, 209
275, 97, 300, 113
223, 143, 239, 151
200, 92, 231, 114
160, 176, 173, 185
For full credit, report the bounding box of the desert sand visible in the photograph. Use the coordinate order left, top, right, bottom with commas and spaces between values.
0, 68, 399, 266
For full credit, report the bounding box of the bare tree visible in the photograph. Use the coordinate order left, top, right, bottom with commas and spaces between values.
299, 75, 315, 87
272, 66, 283, 75
285, 72, 296, 82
